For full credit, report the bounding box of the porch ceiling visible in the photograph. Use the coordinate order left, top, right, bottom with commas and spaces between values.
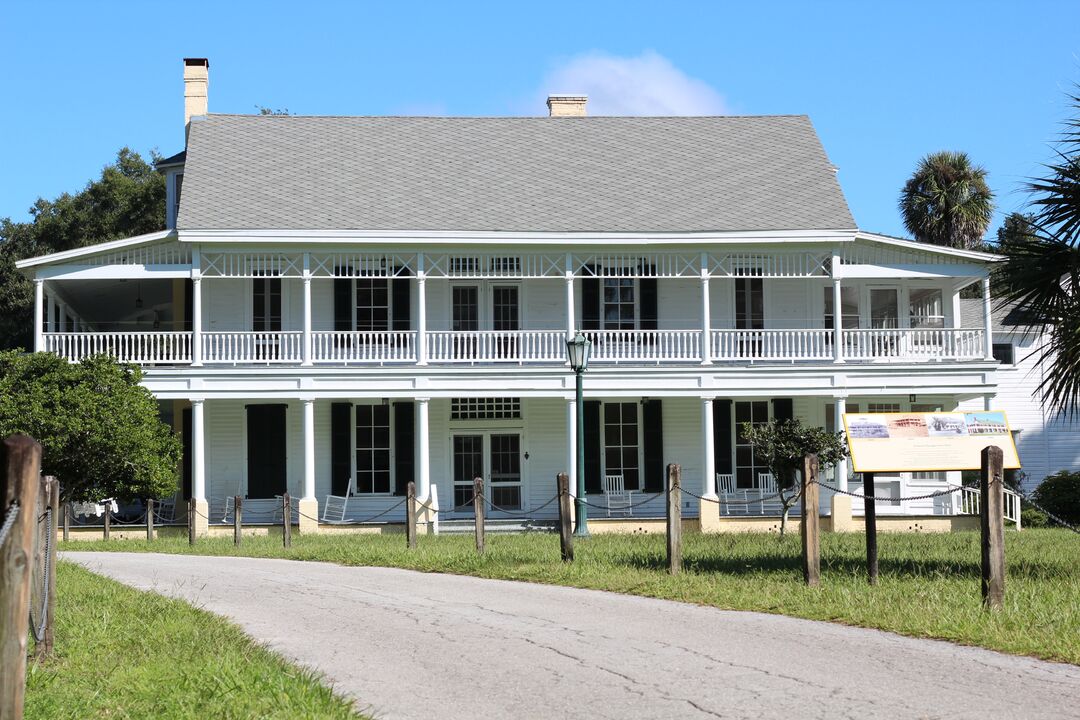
51, 278, 175, 325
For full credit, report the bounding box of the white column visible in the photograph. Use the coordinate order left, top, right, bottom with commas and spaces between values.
566, 398, 577, 496
191, 399, 206, 501
416, 272, 428, 366
46, 292, 56, 333
33, 279, 44, 352
302, 398, 315, 499
702, 398, 717, 498
565, 257, 575, 340
984, 394, 993, 412
57, 303, 67, 333
416, 397, 430, 499
982, 275, 994, 360
302, 255, 313, 366
700, 263, 712, 365
835, 396, 848, 491
191, 276, 203, 366
832, 273, 844, 363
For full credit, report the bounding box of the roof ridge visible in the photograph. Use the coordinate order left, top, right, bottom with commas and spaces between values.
199, 113, 811, 120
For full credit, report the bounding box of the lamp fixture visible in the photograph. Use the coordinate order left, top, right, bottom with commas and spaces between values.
135, 282, 143, 310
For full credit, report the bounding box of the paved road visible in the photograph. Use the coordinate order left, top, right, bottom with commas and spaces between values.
64, 552, 1079, 720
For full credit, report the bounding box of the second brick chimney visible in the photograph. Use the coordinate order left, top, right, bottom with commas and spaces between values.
184, 58, 209, 131
547, 94, 587, 117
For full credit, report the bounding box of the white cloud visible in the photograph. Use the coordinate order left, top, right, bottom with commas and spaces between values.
539, 51, 728, 116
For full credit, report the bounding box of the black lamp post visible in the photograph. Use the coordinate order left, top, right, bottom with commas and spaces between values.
566, 332, 592, 536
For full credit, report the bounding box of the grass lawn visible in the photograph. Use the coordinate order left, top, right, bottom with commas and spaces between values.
61, 528, 1080, 666
24, 562, 365, 720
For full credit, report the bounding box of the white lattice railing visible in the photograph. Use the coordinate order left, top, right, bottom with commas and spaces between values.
584, 330, 702, 362
312, 331, 416, 363
201, 331, 303, 364
43, 332, 192, 364
843, 328, 985, 361
710, 329, 833, 361
956, 485, 1022, 527
426, 331, 566, 363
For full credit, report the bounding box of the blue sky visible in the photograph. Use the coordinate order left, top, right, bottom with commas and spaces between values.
2, 0, 1078, 239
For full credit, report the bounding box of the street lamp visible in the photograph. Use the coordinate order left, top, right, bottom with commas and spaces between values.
566, 332, 592, 536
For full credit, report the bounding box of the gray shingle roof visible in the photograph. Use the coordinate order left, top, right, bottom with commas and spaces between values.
177, 114, 855, 233
960, 298, 1040, 333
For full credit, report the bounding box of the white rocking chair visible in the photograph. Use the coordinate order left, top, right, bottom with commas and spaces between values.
603, 474, 634, 517
757, 472, 782, 516
322, 492, 350, 523
716, 473, 742, 515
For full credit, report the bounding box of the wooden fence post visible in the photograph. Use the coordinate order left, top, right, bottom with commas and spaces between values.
473, 477, 485, 555
233, 496, 243, 547
41, 476, 58, 659
1, 434, 43, 720
282, 493, 292, 549
981, 446, 1006, 610
103, 502, 111, 541
406, 481, 417, 550
801, 454, 820, 587
188, 497, 196, 546
863, 471, 877, 585
146, 498, 155, 541
557, 473, 573, 562
62, 500, 69, 542
666, 463, 682, 575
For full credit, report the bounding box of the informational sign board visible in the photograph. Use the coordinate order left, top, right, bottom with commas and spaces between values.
842, 411, 1021, 472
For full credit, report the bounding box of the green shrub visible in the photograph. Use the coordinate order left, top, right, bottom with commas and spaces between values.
1032, 471, 1080, 526
1021, 506, 1049, 528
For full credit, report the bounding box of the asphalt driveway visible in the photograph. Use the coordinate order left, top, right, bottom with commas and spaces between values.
64, 552, 1080, 719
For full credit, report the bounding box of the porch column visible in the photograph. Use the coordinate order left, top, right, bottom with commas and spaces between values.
191, 275, 203, 367
566, 398, 577, 496
834, 396, 848, 491
46, 292, 56, 333
33, 279, 44, 352
832, 256, 844, 364
302, 253, 313, 366
984, 394, 994, 412
565, 254, 575, 340
297, 397, 319, 533
416, 262, 428, 366
191, 399, 208, 536
830, 395, 854, 532
700, 256, 712, 365
416, 397, 431, 499
982, 274, 994, 361
57, 302, 67, 332
702, 398, 717, 498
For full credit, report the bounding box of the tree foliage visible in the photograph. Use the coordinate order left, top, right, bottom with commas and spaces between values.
1032, 470, 1080, 526
0, 351, 180, 502
994, 92, 1080, 416
740, 418, 848, 536
899, 150, 995, 249
0, 148, 165, 349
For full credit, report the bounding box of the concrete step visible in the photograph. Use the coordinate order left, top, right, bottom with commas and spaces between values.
437, 518, 557, 534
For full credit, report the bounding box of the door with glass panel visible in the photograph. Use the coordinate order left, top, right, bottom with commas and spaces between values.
252, 277, 282, 360
451, 286, 479, 360
451, 432, 523, 513
735, 278, 764, 357
491, 285, 520, 360
869, 288, 900, 357
907, 288, 945, 356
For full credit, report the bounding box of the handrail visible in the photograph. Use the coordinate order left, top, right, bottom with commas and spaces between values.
427, 330, 565, 363
202, 331, 303, 364
43, 331, 192, 364
312, 330, 416, 363
584, 329, 701, 362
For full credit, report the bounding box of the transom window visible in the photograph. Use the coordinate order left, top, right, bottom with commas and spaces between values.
355, 404, 391, 494
603, 278, 635, 330
867, 402, 901, 413
450, 398, 521, 420
603, 402, 640, 491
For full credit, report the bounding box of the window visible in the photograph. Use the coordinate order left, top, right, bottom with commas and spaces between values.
355, 404, 391, 494
867, 402, 901, 413
452, 286, 479, 331
734, 401, 770, 488
252, 277, 281, 332
908, 289, 945, 329
823, 287, 860, 329
173, 173, 184, 224
450, 398, 521, 420
870, 289, 899, 329
603, 278, 635, 330
603, 402, 640, 490
735, 278, 764, 330
355, 279, 389, 332
992, 343, 1014, 365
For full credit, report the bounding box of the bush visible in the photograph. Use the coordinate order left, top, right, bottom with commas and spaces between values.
1021, 506, 1049, 528
1032, 471, 1080, 526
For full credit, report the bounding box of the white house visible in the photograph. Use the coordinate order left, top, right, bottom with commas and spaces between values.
17, 58, 1009, 534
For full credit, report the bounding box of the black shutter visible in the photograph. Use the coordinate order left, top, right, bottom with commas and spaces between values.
582, 265, 600, 330
773, 398, 794, 423
714, 399, 733, 475
333, 269, 352, 331
181, 407, 192, 500
584, 400, 602, 494
639, 263, 658, 331
393, 401, 415, 496
330, 403, 352, 496
642, 399, 664, 492
392, 268, 411, 331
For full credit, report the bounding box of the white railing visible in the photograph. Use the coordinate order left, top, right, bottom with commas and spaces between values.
585, 330, 702, 363
956, 485, 1022, 528
312, 331, 416, 363
202, 331, 303, 364
711, 329, 833, 361
843, 328, 985, 361
426, 330, 565, 363
43, 332, 192, 364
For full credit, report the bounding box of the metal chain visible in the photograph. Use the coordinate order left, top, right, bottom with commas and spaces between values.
678, 486, 791, 506
481, 493, 561, 518
1015, 490, 1080, 535
811, 479, 963, 503
0, 501, 19, 548
29, 507, 52, 643
577, 492, 665, 511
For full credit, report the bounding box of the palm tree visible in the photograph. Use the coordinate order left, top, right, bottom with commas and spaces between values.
996, 93, 1080, 416
899, 151, 995, 249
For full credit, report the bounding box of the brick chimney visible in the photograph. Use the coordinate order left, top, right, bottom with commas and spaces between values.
547, 94, 587, 117
184, 58, 209, 130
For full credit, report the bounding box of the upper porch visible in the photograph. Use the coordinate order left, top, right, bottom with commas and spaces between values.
19, 229, 1001, 369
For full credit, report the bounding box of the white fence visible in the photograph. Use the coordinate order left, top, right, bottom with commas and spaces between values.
585, 330, 702, 363
202, 331, 303, 364
710, 329, 833, 361
427, 330, 565, 363
843, 328, 985, 361
312, 331, 416, 363
44, 331, 192, 364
